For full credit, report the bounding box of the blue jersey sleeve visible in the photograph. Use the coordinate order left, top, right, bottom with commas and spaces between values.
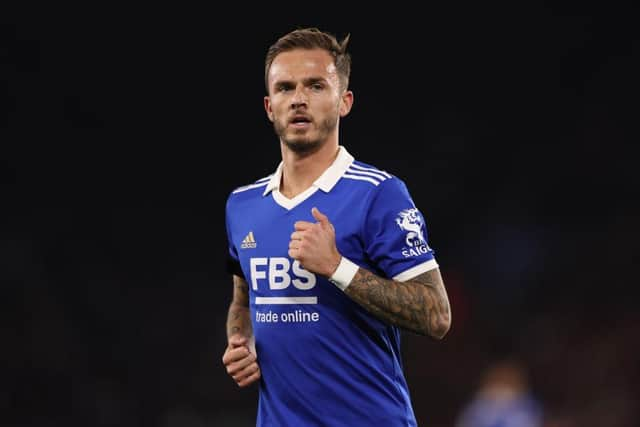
225, 196, 244, 278
363, 177, 438, 281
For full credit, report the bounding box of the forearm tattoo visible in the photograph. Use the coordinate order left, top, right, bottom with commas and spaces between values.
344, 268, 451, 338
226, 277, 252, 337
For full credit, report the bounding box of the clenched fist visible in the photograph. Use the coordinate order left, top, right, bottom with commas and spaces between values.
288, 207, 342, 277
222, 334, 261, 387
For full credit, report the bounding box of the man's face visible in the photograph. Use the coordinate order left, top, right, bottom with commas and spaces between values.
264, 48, 349, 154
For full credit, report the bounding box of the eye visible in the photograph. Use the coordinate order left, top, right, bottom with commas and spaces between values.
275, 84, 292, 93
310, 83, 324, 91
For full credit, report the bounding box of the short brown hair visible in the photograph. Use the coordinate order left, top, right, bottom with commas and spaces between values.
264, 27, 351, 93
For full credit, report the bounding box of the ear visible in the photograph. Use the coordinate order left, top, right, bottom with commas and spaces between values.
339, 90, 354, 117
264, 95, 274, 122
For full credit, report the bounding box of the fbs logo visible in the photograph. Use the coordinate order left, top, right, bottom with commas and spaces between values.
241, 231, 257, 249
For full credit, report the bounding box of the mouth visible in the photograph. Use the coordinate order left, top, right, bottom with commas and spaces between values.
289, 115, 312, 128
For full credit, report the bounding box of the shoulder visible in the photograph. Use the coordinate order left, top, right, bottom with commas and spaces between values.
343, 159, 396, 187
338, 160, 416, 223
226, 174, 272, 205
337, 159, 415, 208
230, 175, 272, 195
347, 159, 413, 196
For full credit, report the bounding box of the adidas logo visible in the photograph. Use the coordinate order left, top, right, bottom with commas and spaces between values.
240, 231, 257, 249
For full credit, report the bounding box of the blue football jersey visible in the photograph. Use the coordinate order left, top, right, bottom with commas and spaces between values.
225, 146, 439, 427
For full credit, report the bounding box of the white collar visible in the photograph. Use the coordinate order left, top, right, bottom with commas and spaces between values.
262, 145, 354, 196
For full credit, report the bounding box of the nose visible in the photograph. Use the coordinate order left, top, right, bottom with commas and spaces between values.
290, 85, 308, 109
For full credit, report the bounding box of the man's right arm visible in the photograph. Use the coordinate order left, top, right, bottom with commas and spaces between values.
226, 275, 252, 338
222, 274, 261, 387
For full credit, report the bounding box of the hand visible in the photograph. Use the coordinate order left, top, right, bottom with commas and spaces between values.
222, 334, 261, 387
288, 207, 342, 277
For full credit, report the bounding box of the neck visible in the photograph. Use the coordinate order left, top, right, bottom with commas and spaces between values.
279, 140, 340, 199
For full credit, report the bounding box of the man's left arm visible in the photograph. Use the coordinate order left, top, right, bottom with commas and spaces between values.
290, 207, 451, 339
344, 267, 450, 338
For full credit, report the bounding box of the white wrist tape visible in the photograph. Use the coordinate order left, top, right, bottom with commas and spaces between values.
328, 256, 359, 291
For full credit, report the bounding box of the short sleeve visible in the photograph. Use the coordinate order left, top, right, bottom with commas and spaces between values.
225, 196, 244, 279
363, 178, 438, 281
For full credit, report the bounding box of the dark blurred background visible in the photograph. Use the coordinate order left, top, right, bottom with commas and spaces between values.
2, 4, 639, 427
